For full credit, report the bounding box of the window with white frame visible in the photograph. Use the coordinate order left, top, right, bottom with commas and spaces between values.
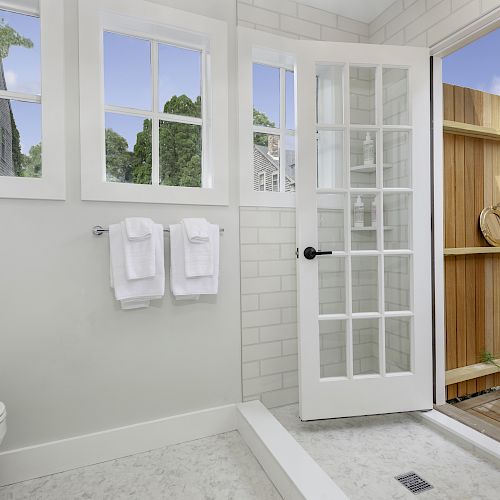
104, 32, 203, 187
252, 63, 295, 193
258, 171, 265, 191
0, 0, 65, 200
79, 0, 229, 205
0, 7, 41, 178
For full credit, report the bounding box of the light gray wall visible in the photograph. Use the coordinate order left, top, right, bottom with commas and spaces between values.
0, 0, 241, 451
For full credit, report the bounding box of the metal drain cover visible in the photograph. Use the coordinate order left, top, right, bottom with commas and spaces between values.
395, 472, 433, 494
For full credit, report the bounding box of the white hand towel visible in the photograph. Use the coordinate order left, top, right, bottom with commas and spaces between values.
170, 223, 219, 298
122, 221, 155, 280
182, 225, 213, 278
125, 217, 153, 240
110, 222, 165, 309
182, 218, 209, 242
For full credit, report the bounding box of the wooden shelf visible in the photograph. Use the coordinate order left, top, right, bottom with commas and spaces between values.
443, 120, 500, 141
445, 359, 500, 385
444, 246, 500, 256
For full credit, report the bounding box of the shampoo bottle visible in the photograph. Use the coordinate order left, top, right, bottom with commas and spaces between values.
363, 132, 375, 166
354, 196, 364, 228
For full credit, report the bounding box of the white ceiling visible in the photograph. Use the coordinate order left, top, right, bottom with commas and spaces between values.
299, 0, 397, 24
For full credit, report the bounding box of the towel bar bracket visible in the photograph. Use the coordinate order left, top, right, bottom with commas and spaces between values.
92, 225, 224, 236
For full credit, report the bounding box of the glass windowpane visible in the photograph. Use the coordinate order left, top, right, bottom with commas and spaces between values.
104, 32, 151, 110
350, 130, 377, 188
318, 257, 346, 315
383, 193, 411, 250
316, 64, 343, 124
353, 318, 379, 376
317, 130, 343, 189
320, 320, 347, 378
385, 317, 411, 373
285, 70, 295, 130
158, 43, 201, 117
105, 112, 151, 184
383, 68, 409, 125
383, 131, 411, 188
350, 66, 376, 125
352, 256, 378, 313
253, 132, 279, 192
385, 255, 411, 311
253, 64, 279, 128
351, 193, 377, 250
285, 134, 295, 192
160, 121, 202, 187
318, 194, 345, 252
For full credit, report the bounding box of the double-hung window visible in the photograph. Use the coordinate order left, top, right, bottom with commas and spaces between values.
79, 0, 228, 205
238, 28, 296, 207
0, 0, 65, 200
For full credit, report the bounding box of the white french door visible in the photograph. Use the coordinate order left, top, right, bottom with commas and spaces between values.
296, 42, 433, 420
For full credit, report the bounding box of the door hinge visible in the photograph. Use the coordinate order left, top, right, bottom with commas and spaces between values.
296, 247, 299, 258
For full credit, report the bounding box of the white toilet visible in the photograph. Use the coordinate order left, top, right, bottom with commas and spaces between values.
0, 401, 6, 446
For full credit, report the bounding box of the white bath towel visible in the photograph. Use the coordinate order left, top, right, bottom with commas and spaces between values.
170, 223, 219, 299
182, 218, 209, 242
182, 223, 214, 278
109, 222, 165, 309
125, 217, 153, 240
122, 220, 155, 280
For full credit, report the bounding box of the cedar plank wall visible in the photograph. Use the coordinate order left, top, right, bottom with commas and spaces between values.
444, 83, 500, 399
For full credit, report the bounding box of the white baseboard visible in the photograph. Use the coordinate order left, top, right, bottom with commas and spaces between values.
236, 401, 348, 500
0, 404, 237, 487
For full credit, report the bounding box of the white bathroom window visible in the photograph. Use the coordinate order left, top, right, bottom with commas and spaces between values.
238, 28, 296, 207
258, 172, 265, 191
0, 0, 65, 200
79, 0, 229, 205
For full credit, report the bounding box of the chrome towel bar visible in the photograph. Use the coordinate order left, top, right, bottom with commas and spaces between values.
92, 225, 224, 236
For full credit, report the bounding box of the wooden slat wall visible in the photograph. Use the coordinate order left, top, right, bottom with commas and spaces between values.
444, 84, 500, 399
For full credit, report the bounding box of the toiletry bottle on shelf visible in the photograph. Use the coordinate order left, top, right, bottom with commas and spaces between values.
371, 198, 377, 228
354, 196, 364, 228
363, 132, 374, 166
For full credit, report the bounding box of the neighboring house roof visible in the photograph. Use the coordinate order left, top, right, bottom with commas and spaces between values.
254, 144, 295, 185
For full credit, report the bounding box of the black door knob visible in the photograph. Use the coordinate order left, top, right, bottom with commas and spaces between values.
303, 247, 333, 259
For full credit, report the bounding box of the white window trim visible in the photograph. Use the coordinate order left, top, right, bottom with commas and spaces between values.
78, 0, 228, 205
0, 0, 65, 200
238, 27, 297, 208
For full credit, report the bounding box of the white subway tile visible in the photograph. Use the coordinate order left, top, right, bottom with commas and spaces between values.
297, 4, 337, 27
259, 227, 296, 243
451, 0, 470, 9
281, 275, 297, 291
280, 14, 321, 39
320, 25, 359, 42
259, 259, 296, 276
280, 243, 297, 259
241, 294, 259, 312
238, 20, 256, 29
369, 26, 386, 44
260, 354, 298, 375
243, 341, 282, 362
238, 3, 280, 28
241, 276, 281, 294
253, 0, 297, 16
385, 0, 426, 39
406, 31, 427, 46
241, 261, 259, 278
426, 0, 480, 45
260, 323, 297, 342
385, 29, 405, 45
404, 0, 451, 42
280, 210, 296, 227
242, 308, 281, 328
240, 227, 259, 244
337, 16, 369, 36
369, 0, 404, 36
260, 290, 297, 310
281, 306, 297, 324
255, 25, 300, 39
282, 338, 298, 355
283, 370, 299, 387
482, 0, 500, 12
242, 327, 260, 345
240, 209, 280, 227
242, 361, 260, 380
261, 386, 299, 408
241, 244, 280, 261
243, 373, 282, 396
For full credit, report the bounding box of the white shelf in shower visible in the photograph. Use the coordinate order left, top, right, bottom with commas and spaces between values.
350, 163, 393, 173
351, 226, 392, 231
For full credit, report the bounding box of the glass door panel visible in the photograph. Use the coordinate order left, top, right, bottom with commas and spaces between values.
319, 320, 347, 378
353, 318, 380, 376
349, 66, 376, 125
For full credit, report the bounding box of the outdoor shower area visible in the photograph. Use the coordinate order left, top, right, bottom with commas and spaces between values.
442, 83, 500, 436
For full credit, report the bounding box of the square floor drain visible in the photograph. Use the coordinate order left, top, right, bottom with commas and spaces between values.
395, 472, 433, 494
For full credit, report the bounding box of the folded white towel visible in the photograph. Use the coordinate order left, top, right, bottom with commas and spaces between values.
110, 222, 165, 309
170, 223, 219, 298
182, 218, 209, 243
182, 224, 213, 278
122, 221, 155, 280
125, 217, 153, 240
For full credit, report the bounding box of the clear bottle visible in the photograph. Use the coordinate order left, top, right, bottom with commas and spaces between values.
354, 196, 364, 228
363, 132, 375, 166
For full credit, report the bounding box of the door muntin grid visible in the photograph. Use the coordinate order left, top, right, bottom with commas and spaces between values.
316, 63, 414, 380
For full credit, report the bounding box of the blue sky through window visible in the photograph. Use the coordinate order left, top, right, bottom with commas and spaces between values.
253, 63, 280, 127
443, 28, 500, 95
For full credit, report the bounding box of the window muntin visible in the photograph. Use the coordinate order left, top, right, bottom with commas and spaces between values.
252, 63, 295, 193
103, 30, 205, 188
0, 8, 41, 178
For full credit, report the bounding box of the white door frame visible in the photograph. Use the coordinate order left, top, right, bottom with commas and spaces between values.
430, 7, 500, 406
